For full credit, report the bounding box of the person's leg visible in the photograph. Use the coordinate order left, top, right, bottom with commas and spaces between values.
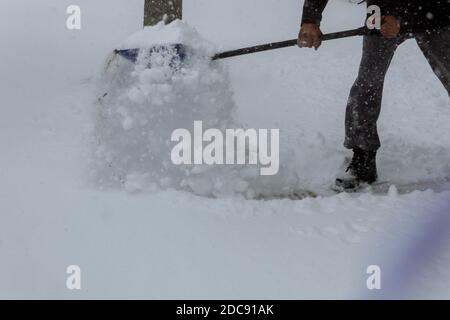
344, 35, 402, 151
415, 27, 450, 96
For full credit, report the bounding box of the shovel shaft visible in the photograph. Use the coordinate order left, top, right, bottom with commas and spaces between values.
212, 27, 370, 61
115, 27, 374, 65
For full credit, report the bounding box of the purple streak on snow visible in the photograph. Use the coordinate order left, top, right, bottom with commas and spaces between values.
369, 199, 450, 299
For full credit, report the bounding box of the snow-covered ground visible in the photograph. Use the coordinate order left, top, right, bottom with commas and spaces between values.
0, 0, 449, 299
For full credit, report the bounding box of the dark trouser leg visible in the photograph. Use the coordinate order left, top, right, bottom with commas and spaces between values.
344, 35, 403, 151
415, 27, 450, 96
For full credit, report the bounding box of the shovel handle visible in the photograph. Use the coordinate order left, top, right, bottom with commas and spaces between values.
212, 26, 372, 61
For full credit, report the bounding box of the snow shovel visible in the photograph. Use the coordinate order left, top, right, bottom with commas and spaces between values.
114, 26, 372, 65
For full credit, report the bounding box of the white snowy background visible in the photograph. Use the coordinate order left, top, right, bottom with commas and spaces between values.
0, 0, 449, 298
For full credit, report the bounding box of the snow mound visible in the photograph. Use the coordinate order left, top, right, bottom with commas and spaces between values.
92, 21, 263, 197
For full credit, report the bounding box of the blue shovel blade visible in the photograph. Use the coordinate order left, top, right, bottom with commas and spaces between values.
114, 44, 188, 66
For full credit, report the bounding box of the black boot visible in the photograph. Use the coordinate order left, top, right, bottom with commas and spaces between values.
335, 147, 378, 191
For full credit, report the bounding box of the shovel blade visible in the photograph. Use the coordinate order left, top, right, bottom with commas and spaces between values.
114, 44, 188, 66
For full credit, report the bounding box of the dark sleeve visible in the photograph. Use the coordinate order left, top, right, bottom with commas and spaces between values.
376, 0, 403, 17
301, 0, 329, 25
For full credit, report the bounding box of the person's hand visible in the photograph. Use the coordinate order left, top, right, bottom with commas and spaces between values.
380, 16, 401, 38
298, 23, 323, 50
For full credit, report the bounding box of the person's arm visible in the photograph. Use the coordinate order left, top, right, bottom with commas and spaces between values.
298, 0, 328, 49
301, 0, 329, 26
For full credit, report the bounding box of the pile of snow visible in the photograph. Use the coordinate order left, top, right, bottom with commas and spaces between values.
92, 21, 265, 197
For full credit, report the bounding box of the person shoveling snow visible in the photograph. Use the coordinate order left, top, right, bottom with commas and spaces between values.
93, 1, 450, 199
92, 16, 385, 199
298, 0, 450, 192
